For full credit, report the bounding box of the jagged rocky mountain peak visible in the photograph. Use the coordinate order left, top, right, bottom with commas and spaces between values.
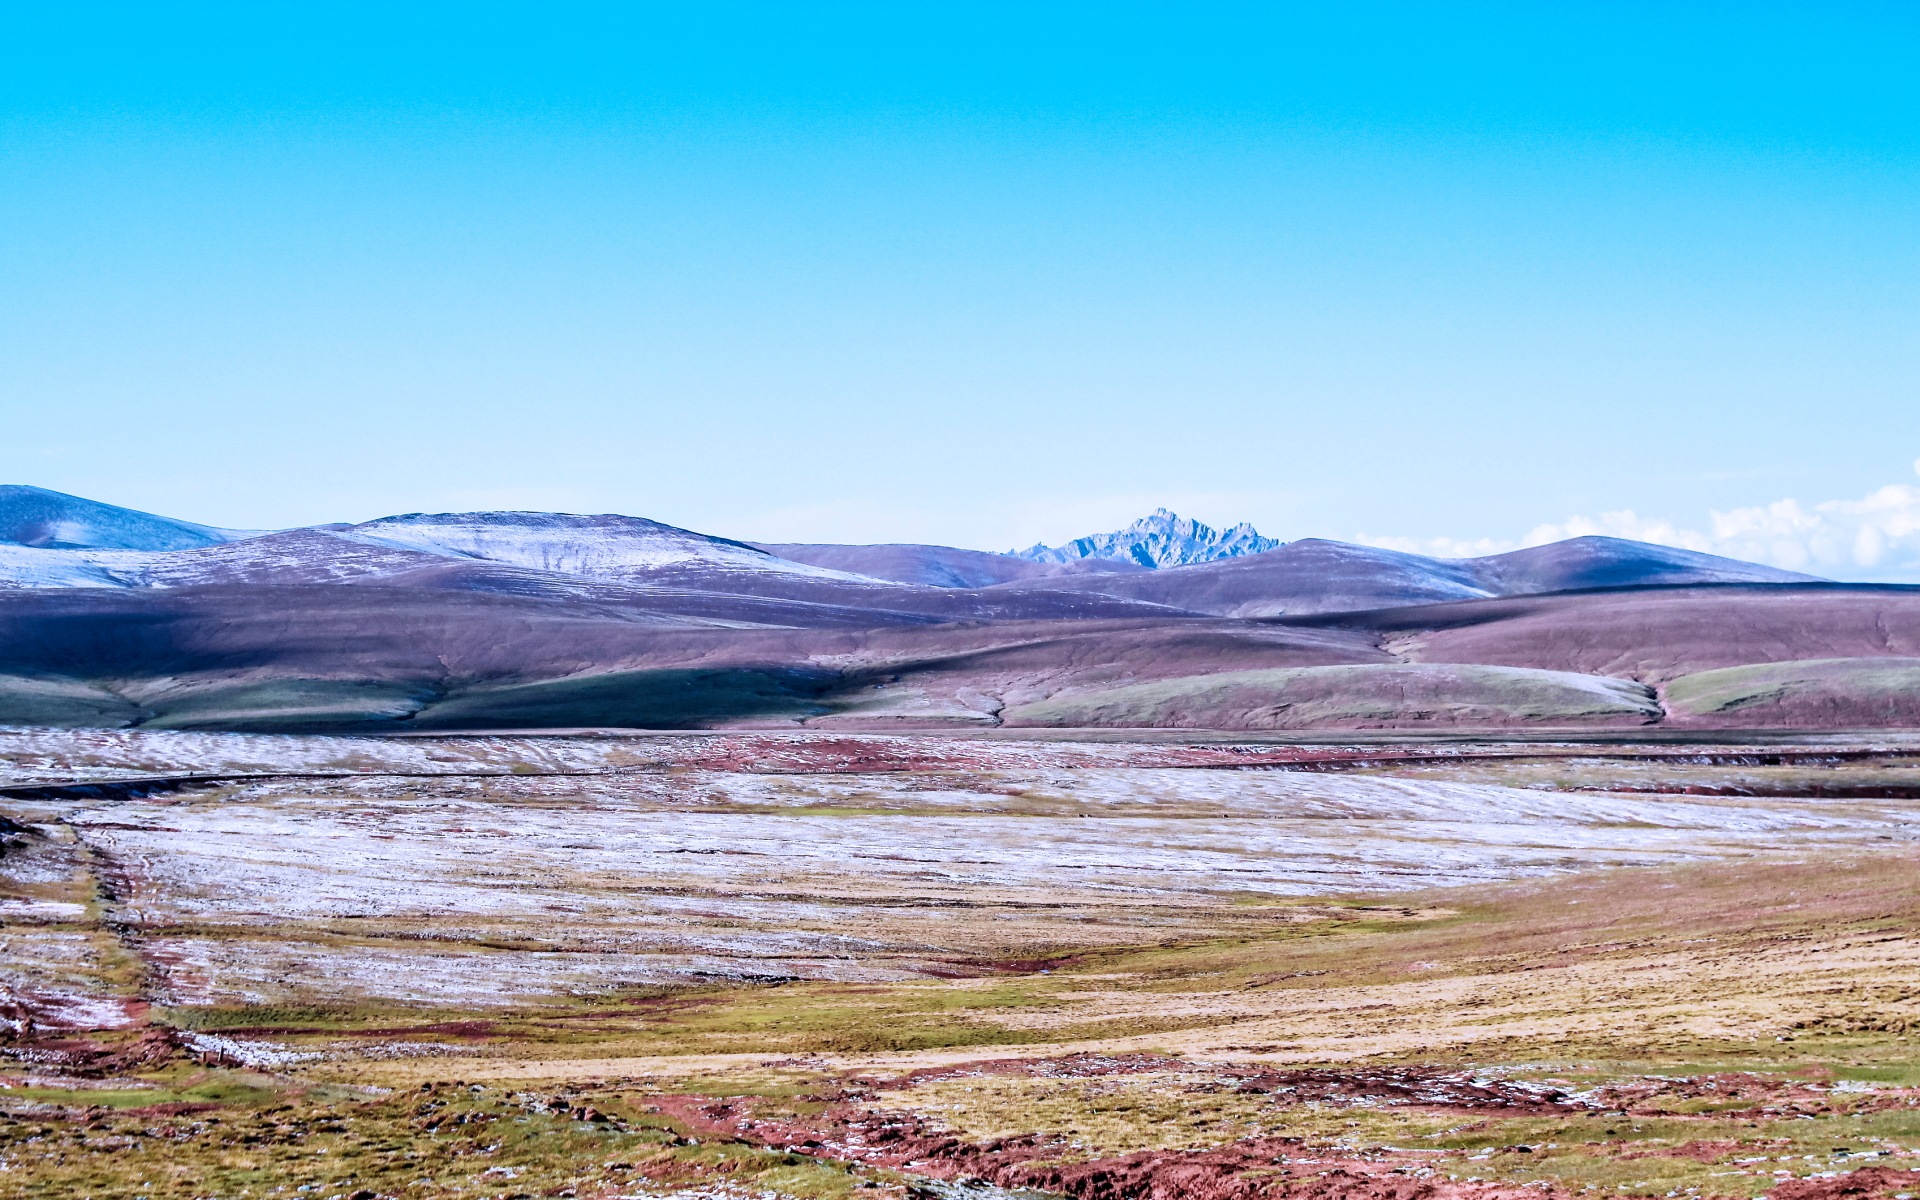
1013, 507, 1284, 569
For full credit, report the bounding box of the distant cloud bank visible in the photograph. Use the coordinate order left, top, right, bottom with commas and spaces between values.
1363, 460, 1920, 582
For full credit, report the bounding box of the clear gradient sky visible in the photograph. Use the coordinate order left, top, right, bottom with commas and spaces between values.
4, 4, 1919, 576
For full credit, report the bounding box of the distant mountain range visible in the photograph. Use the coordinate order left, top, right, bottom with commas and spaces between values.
2, 483, 1915, 735
0, 485, 1817, 613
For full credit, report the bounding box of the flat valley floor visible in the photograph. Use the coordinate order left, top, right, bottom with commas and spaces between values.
4, 727, 1920, 1200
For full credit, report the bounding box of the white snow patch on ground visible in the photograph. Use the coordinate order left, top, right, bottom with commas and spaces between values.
0, 986, 141, 1031
180, 1031, 322, 1068
145, 938, 924, 1008
0, 930, 137, 1028
0, 899, 86, 922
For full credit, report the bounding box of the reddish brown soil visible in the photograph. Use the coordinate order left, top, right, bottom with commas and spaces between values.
0, 987, 147, 1034
1585, 1073, 1916, 1118
877, 1057, 1579, 1113
646, 1055, 1920, 1200
1770, 1168, 1920, 1200
1219, 1066, 1576, 1113
875, 1052, 1195, 1088
0, 1025, 181, 1077
880, 1056, 1583, 1112
119, 1101, 224, 1118
656, 1093, 1540, 1200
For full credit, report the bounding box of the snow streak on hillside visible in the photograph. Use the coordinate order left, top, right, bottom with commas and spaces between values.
348, 511, 882, 583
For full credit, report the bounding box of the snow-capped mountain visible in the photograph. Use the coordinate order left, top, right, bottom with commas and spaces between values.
1013, 508, 1282, 569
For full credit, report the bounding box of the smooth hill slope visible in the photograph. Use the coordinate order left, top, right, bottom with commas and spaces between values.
756, 542, 1142, 588
0, 587, 1381, 732
349, 510, 860, 583
983, 535, 1825, 616
988, 538, 1493, 616
6, 580, 1920, 732
1312, 584, 1920, 681
1468, 535, 1821, 594
0, 485, 254, 551
1001, 663, 1662, 730
1663, 657, 1920, 728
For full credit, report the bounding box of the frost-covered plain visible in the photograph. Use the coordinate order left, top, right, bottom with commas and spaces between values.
0, 725, 1377, 785
4, 728, 1918, 1012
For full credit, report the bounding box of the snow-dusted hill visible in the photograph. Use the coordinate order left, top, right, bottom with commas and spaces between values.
0, 485, 256, 551
0, 529, 461, 589
1470, 536, 1821, 594
0, 509, 905, 594
348, 511, 884, 585
758, 542, 1144, 587
1014, 508, 1281, 568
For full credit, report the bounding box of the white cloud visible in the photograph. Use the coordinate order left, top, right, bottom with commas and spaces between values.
1360, 461, 1920, 582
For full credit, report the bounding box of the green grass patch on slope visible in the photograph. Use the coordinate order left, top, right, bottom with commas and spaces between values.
1001, 663, 1660, 729
1665, 656, 1920, 721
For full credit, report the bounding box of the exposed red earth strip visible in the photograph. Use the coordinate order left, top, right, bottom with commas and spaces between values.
641, 1056, 1920, 1200
650, 1092, 1513, 1200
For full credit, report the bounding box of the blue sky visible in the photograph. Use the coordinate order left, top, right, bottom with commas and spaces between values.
4, 3, 1919, 575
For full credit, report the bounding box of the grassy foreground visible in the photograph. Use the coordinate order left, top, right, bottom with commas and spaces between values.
5, 851, 1920, 1200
